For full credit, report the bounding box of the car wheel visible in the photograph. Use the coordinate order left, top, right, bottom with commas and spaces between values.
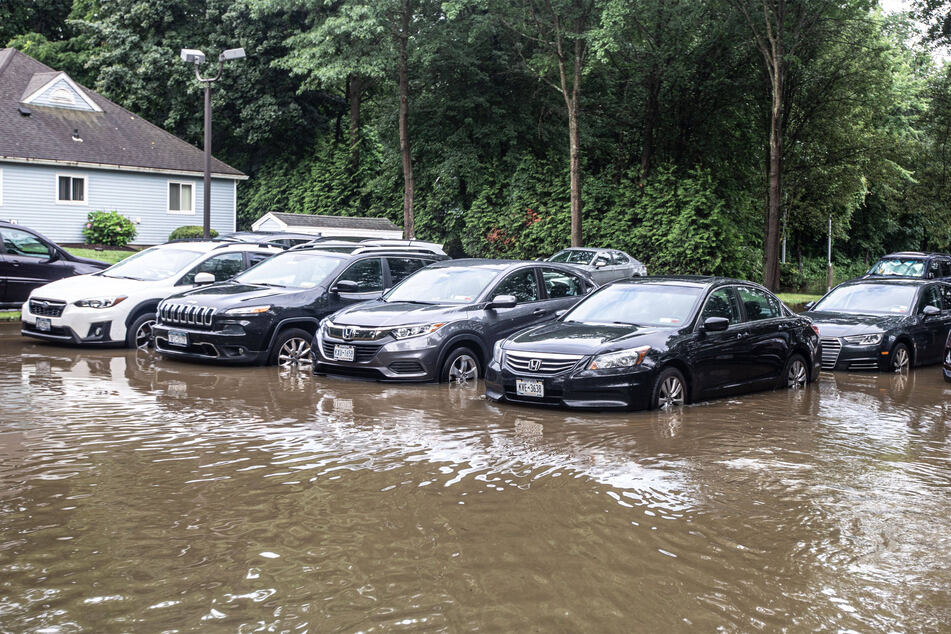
891, 342, 911, 373
127, 312, 157, 349
652, 367, 687, 410
439, 347, 481, 383
270, 328, 314, 368
782, 353, 808, 389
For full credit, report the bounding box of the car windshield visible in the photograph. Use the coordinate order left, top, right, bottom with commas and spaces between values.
812, 284, 917, 315
234, 252, 341, 289
564, 283, 703, 326
868, 258, 926, 277
548, 249, 596, 265
385, 267, 499, 304
99, 247, 198, 281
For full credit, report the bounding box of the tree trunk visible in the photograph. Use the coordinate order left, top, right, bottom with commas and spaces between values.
568, 102, 582, 246
764, 50, 783, 291
398, 0, 414, 239
347, 74, 362, 173
640, 67, 660, 183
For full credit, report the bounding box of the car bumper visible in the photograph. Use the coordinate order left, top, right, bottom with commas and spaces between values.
153, 323, 270, 365
313, 331, 441, 381
484, 360, 654, 410
820, 340, 890, 372
21, 301, 125, 346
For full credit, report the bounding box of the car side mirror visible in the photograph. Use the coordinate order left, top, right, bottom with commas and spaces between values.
194, 272, 216, 285
487, 294, 517, 309
555, 309, 568, 318
804, 301, 816, 310
593, 258, 609, 269
331, 280, 360, 294
922, 305, 941, 317
45, 249, 60, 263
701, 316, 730, 332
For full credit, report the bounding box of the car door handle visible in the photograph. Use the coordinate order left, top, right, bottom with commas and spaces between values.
533, 309, 548, 316
736, 331, 750, 339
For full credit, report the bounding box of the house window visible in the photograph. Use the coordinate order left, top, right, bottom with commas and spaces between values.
57, 175, 86, 203
168, 182, 194, 214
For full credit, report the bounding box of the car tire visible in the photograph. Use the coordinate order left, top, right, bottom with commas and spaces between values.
781, 353, 808, 390
651, 367, 687, 410
890, 342, 911, 373
126, 312, 157, 349
269, 328, 315, 368
439, 347, 482, 383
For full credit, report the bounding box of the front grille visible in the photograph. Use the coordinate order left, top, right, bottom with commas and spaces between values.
849, 361, 879, 371
29, 298, 66, 317
820, 337, 842, 370
388, 360, 425, 374
320, 340, 382, 362
324, 323, 387, 341
159, 302, 217, 328
504, 351, 584, 375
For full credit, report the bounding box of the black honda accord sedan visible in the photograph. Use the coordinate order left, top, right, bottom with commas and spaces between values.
804, 278, 951, 372
485, 276, 820, 410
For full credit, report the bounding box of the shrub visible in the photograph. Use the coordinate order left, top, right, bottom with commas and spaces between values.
82, 210, 137, 247
169, 225, 219, 241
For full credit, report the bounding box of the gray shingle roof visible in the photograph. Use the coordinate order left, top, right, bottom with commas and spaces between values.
0, 48, 244, 177
270, 212, 400, 231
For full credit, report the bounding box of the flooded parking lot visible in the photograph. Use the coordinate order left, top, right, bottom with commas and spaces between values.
1, 322, 950, 631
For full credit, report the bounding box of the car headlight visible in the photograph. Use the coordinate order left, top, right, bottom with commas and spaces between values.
391, 323, 446, 339
843, 333, 882, 345
224, 305, 271, 316
74, 296, 127, 309
588, 346, 651, 370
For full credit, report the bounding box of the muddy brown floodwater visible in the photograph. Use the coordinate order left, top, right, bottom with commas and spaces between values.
1, 323, 951, 631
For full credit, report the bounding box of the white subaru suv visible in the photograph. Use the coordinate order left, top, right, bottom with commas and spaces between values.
21, 241, 280, 348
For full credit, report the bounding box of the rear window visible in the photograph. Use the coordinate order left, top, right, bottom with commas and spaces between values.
868, 258, 926, 277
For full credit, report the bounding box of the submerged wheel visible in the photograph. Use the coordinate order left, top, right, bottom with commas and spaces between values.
652, 367, 686, 410
127, 312, 157, 349
891, 343, 910, 373
439, 347, 481, 383
270, 328, 314, 367
783, 353, 808, 389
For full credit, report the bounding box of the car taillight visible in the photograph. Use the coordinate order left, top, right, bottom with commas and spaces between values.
811, 325, 820, 337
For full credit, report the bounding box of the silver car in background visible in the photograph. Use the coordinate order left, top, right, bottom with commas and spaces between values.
546, 247, 647, 285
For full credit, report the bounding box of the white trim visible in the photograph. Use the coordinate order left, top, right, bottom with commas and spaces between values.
22, 73, 103, 112
251, 212, 288, 232
233, 180, 237, 232
0, 156, 248, 180
55, 172, 88, 205
167, 180, 196, 215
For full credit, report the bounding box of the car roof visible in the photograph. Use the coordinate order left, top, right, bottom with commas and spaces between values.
877, 252, 951, 259
428, 258, 547, 271
159, 240, 279, 253
614, 275, 760, 288
837, 277, 933, 288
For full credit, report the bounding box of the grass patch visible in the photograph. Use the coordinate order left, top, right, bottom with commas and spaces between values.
778, 292, 823, 306
0, 310, 20, 321
65, 247, 134, 264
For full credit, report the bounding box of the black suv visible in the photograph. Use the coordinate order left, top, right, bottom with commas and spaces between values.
152, 247, 445, 365
1, 220, 108, 307
864, 252, 951, 281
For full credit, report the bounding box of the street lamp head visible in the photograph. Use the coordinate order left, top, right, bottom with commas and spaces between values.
180, 49, 206, 64
219, 48, 246, 62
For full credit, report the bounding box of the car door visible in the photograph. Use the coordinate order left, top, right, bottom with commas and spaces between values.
912, 284, 949, 364
590, 253, 617, 285
611, 251, 635, 279
330, 257, 385, 309
690, 286, 750, 397
480, 267, 546, 341
735, 285, 789, 385
0, 226, 63, 303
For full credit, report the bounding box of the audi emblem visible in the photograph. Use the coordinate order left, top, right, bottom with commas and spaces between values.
529, 358, 542, 372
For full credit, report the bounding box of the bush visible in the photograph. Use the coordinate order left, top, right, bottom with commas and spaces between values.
82, 210, 136, 247
169, 225, 219, 241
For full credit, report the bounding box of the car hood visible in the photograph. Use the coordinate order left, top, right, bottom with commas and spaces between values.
505, 321, 665, 355
28, 273, 154, 301
804, 310, 907, 337
330, 301, 472, 327
68, 254, 110, 268
164, 282, 310, 308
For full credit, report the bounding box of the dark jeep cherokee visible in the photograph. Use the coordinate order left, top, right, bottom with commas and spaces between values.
152, 247, 444, 365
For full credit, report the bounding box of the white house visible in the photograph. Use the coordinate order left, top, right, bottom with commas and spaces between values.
251, 212, 403, 239
0, 48, 246, 245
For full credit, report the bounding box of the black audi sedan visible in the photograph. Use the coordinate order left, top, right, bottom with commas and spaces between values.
314, 260, 597, 382
1, 220, 108, 308
153, 246, 444, 365
485, 276, 820, 410
804, 278, 951, 372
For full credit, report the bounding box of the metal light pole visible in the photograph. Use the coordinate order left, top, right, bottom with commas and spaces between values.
179, 47, 246, 239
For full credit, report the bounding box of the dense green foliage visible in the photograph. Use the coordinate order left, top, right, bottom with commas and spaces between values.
168, 226, 220, 240
7, 0, 951, 288
82, 211, 137, 247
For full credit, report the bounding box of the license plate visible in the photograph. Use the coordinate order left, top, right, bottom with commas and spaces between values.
516, 378, 544, 398
35, 317, 51, 332
168, 330, 188, 346
333, 344, 355, 362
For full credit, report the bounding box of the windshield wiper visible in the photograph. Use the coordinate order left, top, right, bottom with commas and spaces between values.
101, 274, 143, 280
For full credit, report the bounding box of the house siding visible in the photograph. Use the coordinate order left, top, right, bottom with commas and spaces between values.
0, 162, 236, 244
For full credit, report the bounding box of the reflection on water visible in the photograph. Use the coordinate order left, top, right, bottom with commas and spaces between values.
1, 323, 950, 631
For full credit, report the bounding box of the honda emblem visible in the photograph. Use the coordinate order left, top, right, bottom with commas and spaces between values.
529, 358, 542, 372
343, 327, 355, 341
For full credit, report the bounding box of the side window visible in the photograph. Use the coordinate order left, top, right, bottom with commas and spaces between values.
247, 252, 272, 267
542, 268, 585, 298
493, 268, 540, 303
929, 260, 942, 279
613, 251, 629, 264
919, 285, 941, 312
940, 284, 951, 310
700, 288, 741, 325
179, 252, 246, 285
941, 260, 951, 278
0, 228, 52, 259
338, 258, 384, 293
387, 258, 428, 286
736, 286, 781, 321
